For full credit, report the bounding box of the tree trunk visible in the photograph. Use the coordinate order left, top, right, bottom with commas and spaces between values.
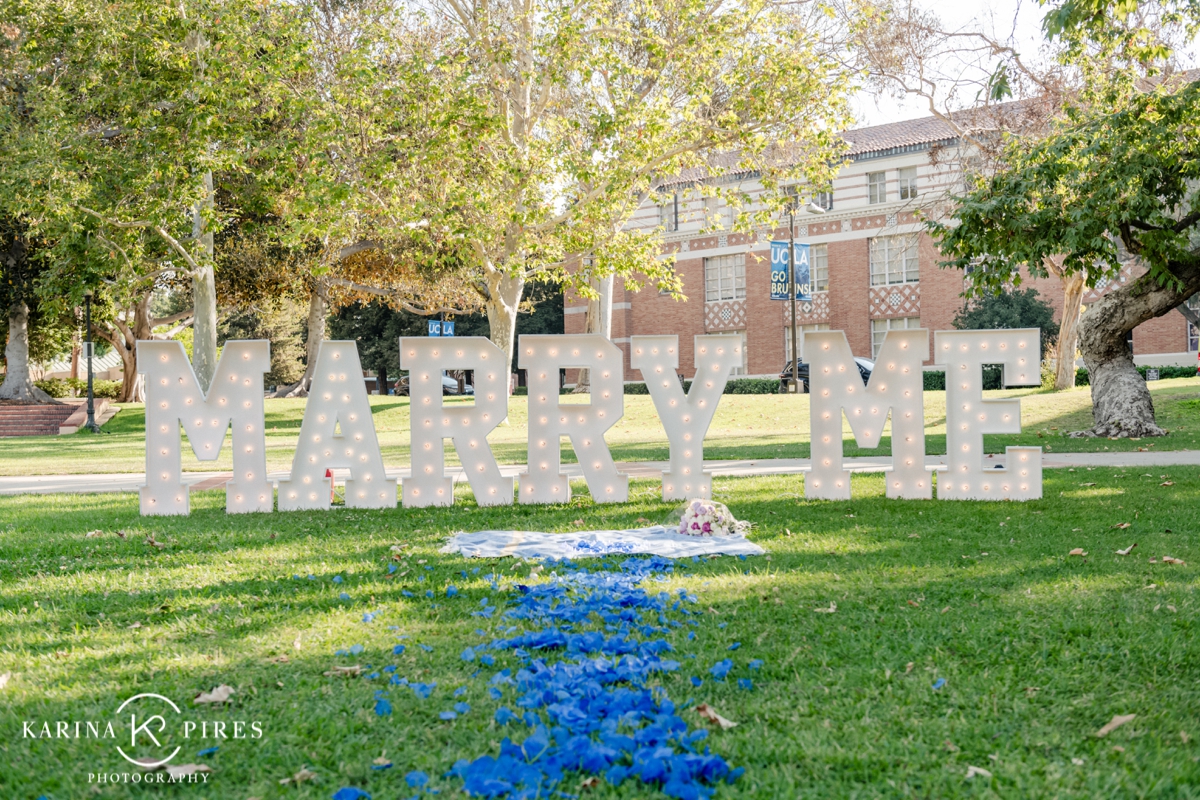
573, 275, 613, 393
1054, 273, 1084, 390
0, 302, 55, 403
377, 362, 388, 395
484, 270, 526, 394
275, 282, 327, 398
191, 169, 218, 391
1072, 257, 1200, 438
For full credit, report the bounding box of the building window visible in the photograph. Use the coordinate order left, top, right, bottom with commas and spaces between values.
784, 323, 830, 364
659, 194, 678, 232
1188, 295, 1199, 351
811, 244, 829, 292
813, 190, 833, 211
705, 254, 745, 302
867, 171, 886, 204
869, 234, 919, 286
870, 317, 921, 358
716, 330, 747, 375
898, 167, 918, 200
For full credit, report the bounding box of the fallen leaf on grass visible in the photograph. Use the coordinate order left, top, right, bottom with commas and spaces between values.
905, 662, 914, 673
1182, 731, 1191, 744
145, 536, 166, 548
965, 765, 992, 779
1162, 556, 1186, 565
279, 768, 318, 785
1079, 482, 1096, 487
580, 776, 602, 790
813, 602, 837, 614
695, 703, 737, 729
1069, 548, 1088, 557
0, 672, 9, 690
271, 655, 289, 664
1096, 714, 1136, 738
194, 685, 235, 705
85, 530, 103, 538
1161, 481, 1175, 486
1115, 544, 1137, 556
906, 600, 920, 608
1111, 523, 1131, 530
323, 665, 363, 678
127, 622, 143, 630
572, 519, 585, 526
941, 606, 951, 614
373, 756, 392, 768
944, 740, 959, 752
636, 517, 651, 525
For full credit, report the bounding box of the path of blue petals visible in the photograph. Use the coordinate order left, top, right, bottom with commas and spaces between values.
458, 556, 743, 799
332, 555, 751, 800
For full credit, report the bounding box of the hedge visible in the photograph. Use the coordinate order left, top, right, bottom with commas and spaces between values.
1074, 364, 1198, 386
33, 377, 121, 399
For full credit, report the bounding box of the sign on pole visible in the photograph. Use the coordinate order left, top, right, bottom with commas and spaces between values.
442, 321, 455, 337
769, 241, 811, 301
428, 321, 442, 336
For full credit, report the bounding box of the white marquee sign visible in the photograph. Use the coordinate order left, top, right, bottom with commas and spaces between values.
138, 329, 1043, 515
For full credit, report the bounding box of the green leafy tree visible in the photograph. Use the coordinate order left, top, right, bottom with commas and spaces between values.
931, 1, 1200, 438
952, 288, 1060, 360
0, 0, 307, 392
288, 0, 854, 376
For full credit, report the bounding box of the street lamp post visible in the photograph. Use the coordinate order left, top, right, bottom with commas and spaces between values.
786, 198, 826, 393
788, 204, 799, 393
84, 290, 99, 433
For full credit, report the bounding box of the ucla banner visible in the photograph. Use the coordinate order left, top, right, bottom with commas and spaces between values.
769, 241, 811, 301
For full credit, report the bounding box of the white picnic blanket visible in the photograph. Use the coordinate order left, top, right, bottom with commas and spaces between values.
441, 525, 765, 559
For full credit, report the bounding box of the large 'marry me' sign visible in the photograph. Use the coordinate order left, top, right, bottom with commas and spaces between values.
137, 329, 1043, 516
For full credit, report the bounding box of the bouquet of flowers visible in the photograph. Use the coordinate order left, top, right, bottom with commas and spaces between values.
673, 499, 751, 537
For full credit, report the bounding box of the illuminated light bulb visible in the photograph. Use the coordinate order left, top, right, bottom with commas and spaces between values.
160, 355, 168, 362
160, 425, 168, 433
160, 401, 168, 409
983, 484, 990, 491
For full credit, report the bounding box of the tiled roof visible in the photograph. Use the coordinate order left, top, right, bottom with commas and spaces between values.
842, 115, 958, 157
657, 114, 962, 188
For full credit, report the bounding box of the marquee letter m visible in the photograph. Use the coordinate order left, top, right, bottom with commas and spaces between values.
138, 340, 273, 516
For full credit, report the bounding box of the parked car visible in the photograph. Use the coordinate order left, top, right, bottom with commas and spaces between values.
779, 357, 873, 393
395, 372, 475, 397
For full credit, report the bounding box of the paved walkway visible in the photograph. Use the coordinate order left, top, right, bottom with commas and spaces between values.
2, 451, 1198, 495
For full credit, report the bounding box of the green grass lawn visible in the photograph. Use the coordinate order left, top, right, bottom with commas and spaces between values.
3, 377, 1200, 476
1, 471, 1197, 798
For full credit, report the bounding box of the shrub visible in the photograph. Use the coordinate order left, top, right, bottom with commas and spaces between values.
92, 380, 121, 399
922, 371, 946, 391
1075, 365, 1198, 386
34, 378, 72, 398
723, 378, 780, 395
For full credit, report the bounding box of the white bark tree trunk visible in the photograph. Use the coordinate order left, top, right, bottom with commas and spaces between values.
0, 302, 55, 403
484, 271, 526, 394
1073, 257, 1200, 437
191, 169, 218, 391
573, 275, 613, 393
275, 281, 328, 398
1054, 273, 1084, 390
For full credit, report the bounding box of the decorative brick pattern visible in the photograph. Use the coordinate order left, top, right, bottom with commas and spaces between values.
705, 299, 747, 331
783, 291, 831, 325
868, 282, 920, 318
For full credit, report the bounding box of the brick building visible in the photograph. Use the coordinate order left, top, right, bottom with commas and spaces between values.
564, 113, 1200, 382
